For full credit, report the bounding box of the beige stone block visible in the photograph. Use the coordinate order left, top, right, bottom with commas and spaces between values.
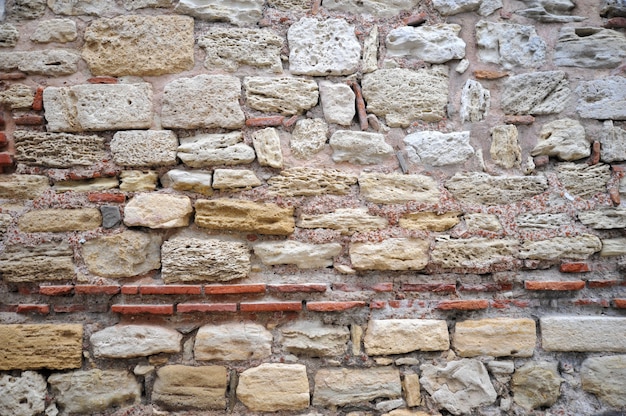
364, 319, 449, 355
313, 367, 401, 406
600, 238, 626, 256
464, 213, 502, 232
212, 169, 261, 190
578, 208, 626, 229
244, 76, 319, 115
124, 193, 192, 229
111, 130, 178, 167
350, 238, 429, 271
446, 172, 548, 205
0, 371, 47, 416
541, 316, 626, 352
238, 364, 310, 411
0, 23, 19, 48
581, 355, 626, 408
177, 132, 255, 167
330, 130, 394, 165
160, 169, 213, 195
298, 208, 387, 235
453, 318, 536, 357
31, 19, 77, 43
557, 163, 611, 199
19, 208, 101, 232
195, 323, 272, 361
254, 241, 342, 268
323, 0, 419, 17
532, 118, 590, 161
0, 84, 33, 109
399, 212, 461, 231
91, 325, 182, 358
253, 127, 283, 168
54, 178, 119, 193
359, 172, 440, 204
119, 171, 158, 192
490, 125, 521, 169
280, 321, 349, 357
0, 242, 74, 283
290, 118, 329, 158
519, 234, 601, 260
175, 0, 264, 26
153, 365, 227, 410
0, 174, 49, 199
268, 167, 357, 196
431, 238, 518, 269
14, 131, 106, 168
402, 373, 422, 407
0, 50, 80, 76
319, 82, 355, 126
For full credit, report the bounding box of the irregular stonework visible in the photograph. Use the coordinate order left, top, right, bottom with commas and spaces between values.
531, 119, 589, 161
453, 318, 536, 357
323, 0, 419, 17
161, 238, 250, 283
297, 208, 388, 235
124, 193, 192, 229
433, 0, 502, 16
490, 125, 521, 169
359, 172, 440, 204
364, 319, 449, 355
82, 230, 161, 278
399, 212, 461, 232
362, 67, 449, 126
195, 199, 294, 235
0, 242, 74, 283
119, 171, 158, 192
19, 208, 101, 232
465, 213, 502, 232
198, 27, 283, 72
330, 130, 394, 164
161, 170, 213, 195
244, 77, 319, 115
31, 19, 77, 43
111, 130, 178, 167
420, 359, 497, 415
600, 238, 626, 256
253, 128, 283, 168
404, 131, 474, 166
161, 75, 245, 129
516, 213, 570, 229
153, 365, 227, 410
0, 174, 49, 199
319, 82, 355, 126
290, 118, 329, 158
541, 316, 626, 352
0, 324, 82, 370
520, 234, 601, 260
0, 372, 46, 416
91, 325, 182, 358
14, 131, 106, 168
313, 368, 401, 406
195, 323, 272, 361
576, 77, 626, 120
350, 238, 430, 271
268, 167, 357, 196
512, 362, 563, 410
386, 24, 465, 64
501, 71, 570, 115
280, 321, 350, 357
177, 132, 255, 167
475, 20, 546, 69
0, 50, 80, 76
175, 0, 264, 26
0, 84, 33, 109
581, 355, 626, 408
238, 364, 310, 411
254, 241, 342, 268
600, 120, 626, 162
556, 163, 611, 199
43, 83, 153, 132
460, 79, 490, 123
446, 173, 548, 205
431, 238, 518, 269
554, 27, 626, 68
212, 169, 261, 190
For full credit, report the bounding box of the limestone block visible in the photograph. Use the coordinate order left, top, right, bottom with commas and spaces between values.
531, 119, 589, 161
244, 76, 319, 115
600, 120, 626, 162
403, 373, 422, 407
600, 238, 626, 256
0, 242, 74, 283
91, 325, 182, 358
280, 321, 350, 356
0, 49, 80, 76
601, 0, 626, 16
111, 130, 177, 167
212, 169, 261, 190
0, 84, 33, 109
323, 0, 419, 17
43, 83, 153, 132
446, 172, 548, 205
161, 169, 213, 195
330, 130, 394, 164
195, 199, 294, 235
542, 316, 626, 352
399, 212, 461, 232
460, 79, 490, 123
404, 131, 473, 167
31, 19, 77, 43
0, 174, 49, 199
364, 319, 449, 355
359, 172, 440, 204
511, 362, 563, 410
350, 238, 430, 271
162, 237, 250, 283
195, 323, 272, 361
19, 208, 101, 232
53, 177, 117, 193
363, 26, 379, 73
267, 167, 357, 196
254, 240, 342, 268
290, 118, 329, 158
14, 131, 105, 168
557, 163, 611, 199
576, 77, 626, 120
516, 213, 569, 229
153, 365, 227, 410
0, 372, 46, 416
47, 0, 117, 15
555, 27, 626, 68
82, 230, 161, 278
515, 0, 584, 22
122, 0, 172, 9
48, 370, 141, 415
238, 364, 309, 411
489, 125, 521, 169
431, 238, 518, 269
253, 128, 283, 168
433, 0, 502, 16
199, 28, 283, 72
501, 71, 570, 115
465, 213, 502, 231
119, 171, 158, 192
420, 359, 497, 415
0, 324, 82, 370
475, 20, 546, 69
319, 81, 355, 126
298, 208, 387, 235
581, 355, 626, 408
520, 234, 601, 260
9, 0, 46, 19
124, 193, 192, 229
579, 208, 626, 229
177, 132, 255, 168
288, 17, 360, 76
175, 0, 264, 26
313, 367, 401, 406
362, 67, 449, 127
161, 75, 245, 129
268, 0, 310, 10
453, 318, 536, 357
386, 24, 465, 64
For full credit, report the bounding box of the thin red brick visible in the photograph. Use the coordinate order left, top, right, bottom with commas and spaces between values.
402, 283, 457, 293
490, 299, 531, 309
588, 280, 620, 289
0, 132, 7, 147
39, 285, 74, 296
204, 284, 266, 295
112, 304, 174, 315
14, 114, 44, 125
559, 262, 591, 273
17, 285, 38, 295
17, 304, 50, 314
504, 115, 535, 125
75, 285, 120, 295
245, 116, 284, 127
306, 301, 366, 312
349, 80, 368, 131
474, 69, 509, 79
88, 76, 118, 84
177, 303, 238, 313
588, 141, 601, 165
459, 282, 513, 292
0, 115, 4, 129
88, 192, 125, 203
0, 305, 17, 312
267, 284, 327, 293
140, 285, 202, 295
121, 285, 140, 295
32, 86, 44, 111
369, 300, 386, 309
613, 299, 626, 308
525, 281, 585, 291
282, 115, 298, 127
572, 299, 609, 307
0, 153, 13, 166
240, 302, 302, 312
437, 300, 489, 311
0, 72, 26, 80
404, 11, 427, 26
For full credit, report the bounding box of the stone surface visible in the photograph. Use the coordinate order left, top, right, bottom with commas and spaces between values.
364, 319, 449, 355
297, 208, 387, 235
19, 208, 101, 232
238, 364, 310, 411
578, 208, 626, 229
386, 24, 465, 64
119, 170, 158, 192
0, 49, 80, 76
253, 127, 283, 168
520, 234, 601, 260
280, 321, 350, 357
453, 318, 536, 357
531, 119, 589, 161
476, 20, 546, 69
268, 167, 357, 196
195, 323, 272, 361
516, 213, 570, 229
581, 355, 626, 408
53, 178, 118, 193
363, 26, 379, 73
43, 83, 153, 132
490, 125, 521, 169
9, 0, 46, 19
362, 67, 449, 127
91, 325, 182, 358
290, 118, 329, 158
350, 238, 430, 271
161, 238, 250, 283
0, 242, 74, 283
124, 193, 192, 229
359, 172, 440, 204
600, 120, 626, 162
195, 199, 295, 235
515, 0, 584, 22
111, 130, 178, 167
554, 27, 626, 68
161, 169, 213, 195
399, 212, 461, 232
319, 82, 355, 126
0, 84, 33, 109
433, 0, 502, 16
161, 75, 245, 129
313, 367, 401, 406
576, 77, 626, 120
153, 365, 227, 410
212, 169, 261, 190
175, 0, 264, 26
557, 163, 611, 199
101, 206, 121, 229
460, 79, 490, 123
511, 362, 563, 410
465, 213, 502, 231
177, 132, 255, 167
404, 131, 474, 166
254, 241, 342, 268
601, 0, 626, 17
31, 19, 76, 43
541, 316, 626, 352
600, 238, 626, 256
0, 174, 49, 199
323, 0, 419, 17
501, 71, 570, 115
446, 173, 548, 205
244, 76, 319, 115
330, 130, 394, 164
431, 238, 518, 269
14, 131, 106, 168
268, 0, 310, 10
0, 372, 46, 416
0, 324, 82, 370
403, 373, 422, 407
46, 0, 115, 15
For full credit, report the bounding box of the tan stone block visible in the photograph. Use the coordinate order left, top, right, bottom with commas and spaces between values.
431, 238, 518, 269
16, 130, 107, 169
0, 50, 81, 77
364, 319, 449, 355
541, 316, 626, 352
399, 212, 461, 231
31, 18, 77, 43
153, 365, 227, 410
212, 169, 261, 190
119, 171, 158, 192
253, 127, 283, 168
350, 238, 429, 271
0, 242, 75, 283
268, 167, 357, 196
19, 208, 101, 232
359, 172, 440, 204
237, 363, 310, 411
0, 175, 49, 199
519, 234, 601, 260
490, 124, 521, 169
313, 367, 401, 406
0, 84, 34, 109
446, 172, 548, 205
402, 373, 422, 407
244, 76, 319, 115
124, 193, 192, 229
453, 318, 536, 357
557, 163, 611, 199
195, 323, 272, 361
298, 208, 387, 235
160, 169, 213, 195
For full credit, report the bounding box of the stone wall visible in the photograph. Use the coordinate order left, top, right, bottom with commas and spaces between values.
0, 0, 625, 415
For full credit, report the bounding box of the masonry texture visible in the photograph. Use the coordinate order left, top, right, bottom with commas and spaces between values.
0, 0, 625, 415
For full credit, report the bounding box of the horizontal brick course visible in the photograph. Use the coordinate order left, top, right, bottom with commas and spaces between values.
559, 262, 591, 273
525, 281, 585, 291
75, 285, 120, 295
240, 302, 302, 312
401, 283, 456, 293
177, 303, 238, 313
16, 304, 50, 314
204, 284, 266, 295
306, 301, 367, 312
87, 192, 126, 203
39, 285, 74, 296
267, 283, 327, 293
111, 304, 174, 315
436, 300, 489, 311
139, 285, 202, 295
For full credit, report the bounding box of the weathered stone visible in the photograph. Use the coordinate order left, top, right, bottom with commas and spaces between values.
212, 169, 261, 190
557, 163, 611, 199
516, 212, 569, 229
0, 371, 46, 416
162, 238, 250, 283
280, 321, 349, 357
162, 75, 245, 129
476, 20, 546, 69
362, 67, 449, 127
578, 208, 626, 229
404, 131, 474, 167
555, 27, 626, 68
195, 199, 294, 235
488, 125, 520, 169
124, 193, 192, 229
403, 373, 422, 407
383, 410, 431, 416
399, 212, 461, 232
511, 362, 563, 410
195, 323, 272, 361
153, 365, 227, 410
454, 318, 536, 358
14, 131, 105, 168
464, 213, 502, 232
581, 355, 626, 408
0, 24, 18, 47
43, 83, 153, 132
268, 0, 310, 10
119, 171, 158, 192
576, 77, 626, 120
254, 241, 341, 269
121, 0, 173, 9
386, 24, 465, 64
238, 364, 310, 411
330, 130, 394, 165
177, 132, 255, 168
268, 167, 357, 196
501, 71, 570, 115
0, 49, 80, 76
600, 120, 626, 162
298, 208, 387, 235
48, 370, 141, 415
446, 172, 548, 205
313, 368, 401, 406
82, 230, 161, 278
10, 0, 46, 19
253, 127, 283, 168
91, 325, 182, 358
0, 242, 74, 283
101, 206, 121, 229
19, 208, 101, 232
542, 316, 626, 352
460, 79, 490, 123
323, 0, 419, 17
46, 0, 116, 15
0, 84, 32, 109
290, 118, 328, 158
0, 174, 49, 199
161, 169, 213, 195
364, 319, 449, 355
0, 324, 82, 370
531, 119, 589, 161
433, 0, 502, 16
244, 77, 319, 115
110, 130, 177, 167
432, 238, 518, 269
600, 238, 626, 256
175, 0, 264, 26
363, 26, 379, 73
0, 214, 11, 234
515, 0, 584, 22
199, 27, 283, 73
359, 172, 440, 204
319, 82, 355, 126
31, 19, 77, 43
520, 234, 601, 260
350, 238, 430, 271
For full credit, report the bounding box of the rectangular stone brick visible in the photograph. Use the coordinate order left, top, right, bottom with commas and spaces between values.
459, 282, 513, 292
16, 304, 50, 314
139, 285, 202, 295
195, 199, 295, 235
306, 301, 367, 312
74, 285, 120, 295
436, 300, 489, 310
525, 281, 585, 291
541, 316, 626, 352
364, 319, 449, 355
111, 304, 174, 315
240, 302, 302, 312
177, 303, 238, 313
453, 318, 536, 357
204, 284, 266, 295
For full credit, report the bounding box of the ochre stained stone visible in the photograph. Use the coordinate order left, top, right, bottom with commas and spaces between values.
237, 363, 310, 411
453, 318, 536, 357
18, 208, 101, 232
152, 365, 227, 410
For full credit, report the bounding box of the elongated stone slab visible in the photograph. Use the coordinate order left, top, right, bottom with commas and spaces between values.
0, 50, 80, 76
386, 24, 466, 64
254, 241, 342, 268
195, 323, 272, 361
364, 319, 449, 355
0, 174, 49, 199
359, 172, 440, 204
313, 367, 401, 406
0, 242, 74, 283
161, 169, 213, 195
330, 130, 394, 165
519, 235, 601, 260
91, 325, 182, 358
238, 364, 310, 411
14, 131, 106, 168
175, 0, 264, 26
280, 321, 350, 357
153, 365, 227, 410
404, 131, 474, 166
297, 208, 387, 235
244, 76, 319, 115
350, 238, 429, 271
557, 163, 611, 199
177, 132, 255, 167
124, 193, 192, 229
195, 199, 294, 235
446, 172, 548, 205
453, 318, 536, 357
399, 212, 461, 231
431, 238, 518, 269
267, 167, 357, 196
554, 27, 626, 69
578, 208, 626, 229
541, 316, 626, 352
19, 208, 101, 232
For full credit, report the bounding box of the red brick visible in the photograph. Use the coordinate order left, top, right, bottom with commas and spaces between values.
404, 11, 427, 26
282, 115, 298, 127
588, 280, 620, 289
245, 116, 284, 127
17, 304, 50, 314
267, 284, 327, 293
525, 281, 585, 291
0, 115, 4, 129
75, 285, 120, 295
490, 299, 532, 309
240, 302, 302, 312
0, 153, 13, 166
369, 300, 386, 309
402, 283, 456, 293
54, 304, 108, 313
121, 285, 140, 295
613, 299, 626, 308
559, 262, 590, 273
504, 115, 535, 125
32, 86, 44, 111
474, 69, 509, 79
140, 285, 202, 295
572, 299, 609, 307
0, 72, 26, 80
39, 285, 74, 296
88, 192, 125, 203
533, 155, 550, 167
306, 301, 367, 312
204, 284, 266, 295
588, 141, 601, 165
177, 303, 238, 313
459, 282, 513, 292
0, 132, 7, 147
0, 305, 17, 312
112, 304, 174, 315
436, 300, 489, 311
88, 76, 118, 84
14, 114, 44, 125
605, 17, 626, 29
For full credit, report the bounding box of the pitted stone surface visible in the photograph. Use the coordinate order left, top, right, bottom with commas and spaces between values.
319, 82, 355, 126
313, 367, 401, 406
0, 174, 49, 199
386, 24, 465, 64
19, 208, 101, 232
298, 208, 388, 235
404, 131, 474, 166
476, 20, 546, 69
433, 0, 502, 15
268, 0, 310, 10
268, 167, 357, 196
465, 213, 502, 232
531, 119, 589, 161
244, 77, 319, 115
238, 364, 310, 411
280, 321, 350, 357
446, 172, 548, 205
600, 238, 626, 256
195, 323, 272, 361
161, 170, 213, 195
330, 130, 394, 165
490, 125, 521, 169
124, 193, 192, 229
212, 169, 261, 190
556, 163, 611, 199
519, 234, 602, 260
323, 0, 419, 17
431, 238, 518, 269
350, 238, 430, 271
578, 208, 626, 229
501, 71, 570, 115
515, 0, 584, 22
119, 170, 158, 192
0, 49, 80, 76
195, 199, 295, 235
581, 355, 626, 408
111, 130, 178, 167
399, 212, 461, 232
0, 242, 74, 283
177, 132, 255, 167
511, 362, 563, 410
9, 0, 46, 19
555, 27, 626, 68
121, 0, 175, 9
364, 319, 449, 355
290, 118, 329, 158
0, 84, 33, 109
0, 371, 46, 416
516, 213, 570, 229
359, 172, 440, 204
541, 316, 626, 352
460, 79, 490, 123
600, 120, 626, 162
254, 241, 342, 269
253, 128, 283, 168
454, 318, 536, 357
91, 325, 182, 358
14, 131, 106, 168
31, 19, 77, 43
175, 0, 264, 26
47, 0, 116, 15
576, 77, 626, 120
153, 365, 227, 410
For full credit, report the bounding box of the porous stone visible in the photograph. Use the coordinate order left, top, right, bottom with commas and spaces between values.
238, 364, 310, 411
431, 238, 518, 269
359, 172, 440, 204
350, 238, 430, 271
555, 27, 626, 68
43, 83, 153, 132
0, 242, 74, 283
0, 50, 80, 76
600, 238, 626, 256
433, 0, 502, 16
297, 208, 387, 235
460, 79, 490, 123
322, 0, 419, 17
177, 132, 255, 168
364, 319, 449, 355
542, 316, 626, 352
46, 0, 116, 15
578, 208, 626, 229
490, 125, 521, 169
511, 362, 562, 410
454, 318, 536, 357
601, 0, 626, 17
446, 173, 548, 205
111, 130, 178, 167
581, 355, 626, 408
465, 213, 502, 231
0, 324, 82, 370
268, 167, 357, 196
212, 169, 261, 190
516, 213, 570, 229
10, 0, 46, 19
0, 214, 11, 233
30, 19, 77, 43
162, 75, 244, 129
19, 208, 101, 232
53, 178, 118, 193
290, 118, 328, 158
0, 371, 46, 416
0, 174, 49, 199
386, 24, 465, 64
119, 171, 158, 192
244, 77, 319, 115
162, 238, 250, 283
254, 241, 342, 268
0, 84, 32, 109
330, 130, 394, 165
531, 119, 589, 161
557, 163, 611, 199
121, 0, 173, 9
520, 234, 602, 260
253, 127, 283, 168
600, 120, 626, 162
14, 131, 105, 168
363, 26, 379, 73
475, 20, 546, 69
195, 199, 294, 235
268, 0, 310, 10
195, 323, 272, 361
576, 77, 626, 120
280, 321, 350, 357
515, 0, 584, 22
161, 170, 213, 195
175, 0, 264, 26
91, 325, 182, 358
362, 67, 449, 127
501, 71, 570, 115
153, 365, 227, 410
124, 193, 192, 229
404, 131, 474, 167
399, 212, 461, 232
0, 24, 18, 47
313, 368, 401, 406
319, 82, 355, 126
198, 27, 283, 72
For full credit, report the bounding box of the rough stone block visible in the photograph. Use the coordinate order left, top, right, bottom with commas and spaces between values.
119, 170, 158, 192
19, 208, 101, 232
600, 238, 626, 256
0, 50, 80, 76
14, 131, 106, 168
195, 199, 294, 235
297, 208, 387, 235
268, 167, 357, 196
516, 213, 569, 229
54, 178, 118, 193
386, 24, 465, 64
9, 0, 46, 19
511, 362, 563, 410
490, 124, 521, 169
531, 119, 589, 161
212, 169, 261, 190
576, 77, 626, 120
475, 20, 546, 69
254, 241, 342, 268
557, 163, 611, 199
404, 131, 473, 166
31, 18, 77, 43
579, 208, 626, 229
280, 321, 349, 357
91, 325, 182, 358
124, 193, 192, 229
0, 174, 49, 199
364, 319, 449, 355
454, 318, 536, 357
290, 118, 329, 158
446, 172, 548, 205
350, 238, 429, 271
581, 355, 626, 408
253, 127, 283, 168
330, 130, 394, 165
244, 76, 319, 115
460, 79, 490, 123
153, 365, 227, 410
554, 27, 626, 68
313, 367, 401, 406
0, 372, 46, 416
541, 316, 626, 352
111, 130, 178, 167
433, 0, 501, 16
161, 169, 213, 195
399, 212, 461, 232
0, 242, 74, 283
323, 0, 419, 17
431, 238, 518, 269
195, 323, 272, 361
177, 132, 254, 167
520, 234, 601, 260
175, 0, 264, 26
359, 172, 440, 204
47, 0, 117, 15
238, 364, 310, 411
319, 82, 355, 126
501, 71, 570, 115
0, 84, 33, 109
600, 120, 626, 162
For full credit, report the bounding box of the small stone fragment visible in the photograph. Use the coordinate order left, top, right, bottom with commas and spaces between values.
119, 171, 158, 192
290, 118, 329, 158
91, 325, 182, 358
195, 199, 294, 235
298, 208, 387, 235
403, 373, 422, 407
111, 130, 178, 167
386, 24, 465, 64
490, 125, 521, 168
531, 119, 589, 161
319, 82, 355, 126
253, 127, 283, 168
313, 367, 401, 406
153, 365, 227, 410
581, 355, 626, 408
238, 364, 310, 411
195, 323, 272, 361
46, 0, 117, 15
511, 362, 563, 410
268, 167, 357, 196
516, 213, 569, 229
100, 206, 121, 229
212, 169, 261, 190
254, 241, 342, 268
14, 131, 106, 168
359, 172, 440, 204
363, 26, 379, 73
465, 213, 502, 231
31, 19, 77, 43
10, 0, 46, 19
160, 169, 213, 195
364, 319, 449, 355
175, 0, 264, 26
280, 321, 350, 357
404, 131, 474, 167
19, 208, 101, 232
350, 238, 430, 271
124, 193, 192, 229
177, 132, 255, 167
475, 20, 546, 69
330, 130, 394, 165
323, 0, 419, 17
600, 238, 626, 256
244, 76, 319, 115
